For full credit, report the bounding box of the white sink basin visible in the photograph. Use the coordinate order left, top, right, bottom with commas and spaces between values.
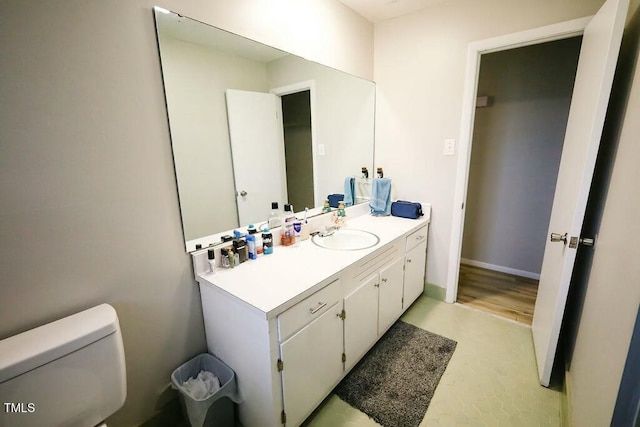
311, 228, 380, 251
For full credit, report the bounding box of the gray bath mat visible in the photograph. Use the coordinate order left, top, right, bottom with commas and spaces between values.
335, 321, 457, 427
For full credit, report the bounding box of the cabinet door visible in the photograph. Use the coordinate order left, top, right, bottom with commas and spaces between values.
404, 240, 427, 309
344, 274, 379, 370
378, 257, 405, 335
280, 302, 343, 427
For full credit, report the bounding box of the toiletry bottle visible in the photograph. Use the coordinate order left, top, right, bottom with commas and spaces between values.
207, 248, 216, 273
362, 166, 369, 179
293, 221, 302, 247
268, 202, 283, 229
322, 199, 332, 213
262, 227, 273, 255
254, 229, 263, 256
232, 247, 239, 266
338, 201, 346, 218
221, 248, 231, 268
233, 238, 248, 263
247, 224, 259, 259
336, 201, 347, 227
246, 233, 256, 260
377, 167, 384, 178
282, 204, 295, 246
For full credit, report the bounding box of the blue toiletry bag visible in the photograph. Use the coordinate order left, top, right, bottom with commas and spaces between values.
328, 194, 344, 208
391, 200, 424, 219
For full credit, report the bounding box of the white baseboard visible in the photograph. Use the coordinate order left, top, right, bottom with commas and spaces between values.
460, 258, 540, 280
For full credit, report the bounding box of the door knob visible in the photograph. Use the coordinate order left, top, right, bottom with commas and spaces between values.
550, 232, 567, 244
239, 190, 248, 197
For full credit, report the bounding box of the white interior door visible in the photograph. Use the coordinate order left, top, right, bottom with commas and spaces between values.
226, 89, 287, 226
532, 0, 628, 387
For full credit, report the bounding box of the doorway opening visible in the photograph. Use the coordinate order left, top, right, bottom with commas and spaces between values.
456, 38, 582, 324
271, 80, 320, 210
281, 90, 315, 210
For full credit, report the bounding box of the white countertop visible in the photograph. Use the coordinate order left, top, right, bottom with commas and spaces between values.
196, 212, 430, 319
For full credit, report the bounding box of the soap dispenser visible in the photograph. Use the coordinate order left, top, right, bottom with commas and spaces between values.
338, 201, 346, 218
336, 201, 347, 227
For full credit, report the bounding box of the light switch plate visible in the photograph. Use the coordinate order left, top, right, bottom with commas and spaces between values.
444, 139, 455, 156
318, 144, 326, 156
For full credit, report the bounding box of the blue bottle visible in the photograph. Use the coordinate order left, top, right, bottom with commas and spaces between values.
262, 227, 273, 255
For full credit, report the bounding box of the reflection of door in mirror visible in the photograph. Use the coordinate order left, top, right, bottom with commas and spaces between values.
226, 89, 287, 226
281, 90, 314, 211
154, 9, 375, 252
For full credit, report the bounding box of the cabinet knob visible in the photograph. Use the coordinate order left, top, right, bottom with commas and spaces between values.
374, 283, 380, 288
381, 278, 387, 283
407, 259, 412, 263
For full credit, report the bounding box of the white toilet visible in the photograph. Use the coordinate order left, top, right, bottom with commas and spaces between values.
0, 304, 127, 427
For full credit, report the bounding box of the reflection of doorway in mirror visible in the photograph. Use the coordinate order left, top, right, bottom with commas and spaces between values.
281, 90, 315, 211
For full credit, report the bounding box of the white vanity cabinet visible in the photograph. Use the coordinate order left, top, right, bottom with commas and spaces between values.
378, 257, 405, 334
342, 240, 405, 370
193, 209, 431, 427
344, 272, 379, 370
277, 280, 344, 427
403, 225, 429, 308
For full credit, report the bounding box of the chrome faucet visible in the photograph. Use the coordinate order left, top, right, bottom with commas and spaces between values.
319, 225, 340, 237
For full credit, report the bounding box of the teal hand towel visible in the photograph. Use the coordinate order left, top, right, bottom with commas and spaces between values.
344, 176, 355, 206
369, 178, 392, 216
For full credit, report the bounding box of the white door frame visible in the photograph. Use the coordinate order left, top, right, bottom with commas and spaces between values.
270, 80, 321, 208
445, 17, 592, 303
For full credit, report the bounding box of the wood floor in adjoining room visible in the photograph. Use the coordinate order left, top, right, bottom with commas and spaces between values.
456, 264, 539, 325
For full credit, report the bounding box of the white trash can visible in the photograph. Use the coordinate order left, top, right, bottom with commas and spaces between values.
171, 353, 241, 427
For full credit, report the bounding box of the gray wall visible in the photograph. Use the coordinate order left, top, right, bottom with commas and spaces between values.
0, 1, 372, 426
461, 38, 581, 275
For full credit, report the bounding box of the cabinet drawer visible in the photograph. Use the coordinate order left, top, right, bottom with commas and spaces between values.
278, 278, 341, 342
406, 225, 428, 251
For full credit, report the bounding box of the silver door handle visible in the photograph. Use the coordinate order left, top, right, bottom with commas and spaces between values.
550, 232, 567, 244
240, 190, 248, 197
580, 237, 595, 247
309, 302, 327, 314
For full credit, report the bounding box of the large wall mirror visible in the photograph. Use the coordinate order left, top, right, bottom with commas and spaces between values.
154, 8, 376, 252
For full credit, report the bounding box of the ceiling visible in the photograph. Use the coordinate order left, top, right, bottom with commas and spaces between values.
339, 0, 448, 23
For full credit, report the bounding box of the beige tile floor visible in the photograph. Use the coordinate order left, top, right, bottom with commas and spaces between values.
304, 296, 562, 427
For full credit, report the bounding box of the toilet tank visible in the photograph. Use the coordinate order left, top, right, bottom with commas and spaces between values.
0, 304, 127, 427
